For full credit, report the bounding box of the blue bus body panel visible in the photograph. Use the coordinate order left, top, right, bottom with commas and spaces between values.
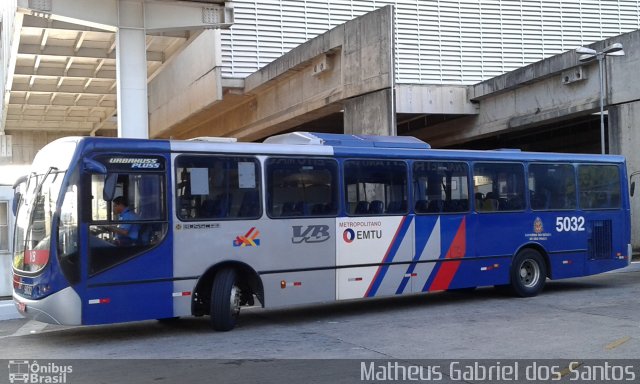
82, 237, 175, 324
330, 144, 629, 294
76, 138, 175, 325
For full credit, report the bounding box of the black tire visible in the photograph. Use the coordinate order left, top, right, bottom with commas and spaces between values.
157, 317, 180, 324
447, 286, 477, 293
509, 249, 547, 297
210, 268, 241, 331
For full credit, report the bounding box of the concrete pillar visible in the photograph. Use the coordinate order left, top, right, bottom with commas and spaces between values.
116, 0, 148, 139
343, 88, 395, 136
609, 100, 640, 249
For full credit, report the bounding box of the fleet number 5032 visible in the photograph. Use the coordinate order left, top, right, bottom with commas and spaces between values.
556, 216, 585, 232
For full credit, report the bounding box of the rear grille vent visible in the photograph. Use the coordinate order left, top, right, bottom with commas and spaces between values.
588, 220, 612, 260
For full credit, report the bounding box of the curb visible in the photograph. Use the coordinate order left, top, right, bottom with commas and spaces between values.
0, 300, 20, 321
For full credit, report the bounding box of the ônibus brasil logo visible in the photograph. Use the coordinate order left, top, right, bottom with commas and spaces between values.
8, 360, 73, 384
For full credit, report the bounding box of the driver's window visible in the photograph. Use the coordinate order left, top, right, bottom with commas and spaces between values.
91, 174, 116, 221
88, 171, 166, 275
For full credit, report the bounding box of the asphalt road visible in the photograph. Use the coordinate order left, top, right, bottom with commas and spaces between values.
0, 263, 639, 383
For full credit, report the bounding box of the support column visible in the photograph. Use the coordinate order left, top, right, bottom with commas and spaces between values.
609, 101, 640, 249
116, 0, 148, 139
343, 88, 395, 136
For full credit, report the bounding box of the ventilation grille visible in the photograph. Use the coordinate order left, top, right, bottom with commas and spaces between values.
220, 0, 640, 84
588, 220, 612, 260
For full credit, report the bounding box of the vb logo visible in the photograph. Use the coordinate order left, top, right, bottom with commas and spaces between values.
292, 225, 331, 244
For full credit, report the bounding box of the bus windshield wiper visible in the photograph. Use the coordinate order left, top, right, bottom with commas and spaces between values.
34, 167, 58, 197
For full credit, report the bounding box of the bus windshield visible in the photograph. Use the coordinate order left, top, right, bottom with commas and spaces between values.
13, 139, 78, 275
13, 168, 66, 273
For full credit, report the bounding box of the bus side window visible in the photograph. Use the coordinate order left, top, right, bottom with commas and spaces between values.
413, 161, 469, 214
266, 157, 338, 218
529, 163, 576, 211
344, 160, 408, 216
175, 156, 261, 221
473, 162, 525, 212
578, 165, 621, 209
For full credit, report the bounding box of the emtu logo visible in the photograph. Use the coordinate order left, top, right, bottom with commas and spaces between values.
343, 228, 356, 243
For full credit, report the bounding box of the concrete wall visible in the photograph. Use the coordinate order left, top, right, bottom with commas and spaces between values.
150, 6, 395, 141
607, 31, 640, 251
1, 0, 18, 133
148, 30, 224, 139
417, 46, 606, 148
344, 89, 394, 136
610, 101, 640, 249
413, 30, 640, 151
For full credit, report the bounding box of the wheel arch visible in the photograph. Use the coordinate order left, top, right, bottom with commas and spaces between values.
514, 242, 552, 279
191, 261, 264, 317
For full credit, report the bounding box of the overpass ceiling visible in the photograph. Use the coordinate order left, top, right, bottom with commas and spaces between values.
6, 14, 190, 135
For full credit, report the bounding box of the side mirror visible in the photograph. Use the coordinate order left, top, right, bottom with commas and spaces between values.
103, 173, 118, 201
83, 158, 107, 174
631, 182, 636, 197
12, 192, 21, 216
12, 175, 27, 216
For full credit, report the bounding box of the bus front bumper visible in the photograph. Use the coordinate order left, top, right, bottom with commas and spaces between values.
13, 286, 82, 325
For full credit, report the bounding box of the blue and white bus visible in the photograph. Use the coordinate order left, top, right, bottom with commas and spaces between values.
12, 132, 631, 331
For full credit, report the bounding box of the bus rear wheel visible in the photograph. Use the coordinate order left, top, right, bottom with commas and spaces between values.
509, 249, 547, 297
210, 268, 242, 331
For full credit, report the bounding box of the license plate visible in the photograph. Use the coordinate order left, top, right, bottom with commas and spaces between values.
16, 301, 26, 313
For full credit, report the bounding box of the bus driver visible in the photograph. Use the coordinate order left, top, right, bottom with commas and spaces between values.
107, 196, 140, 245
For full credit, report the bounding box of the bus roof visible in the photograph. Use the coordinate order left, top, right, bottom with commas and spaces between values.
63, 133, 625, 165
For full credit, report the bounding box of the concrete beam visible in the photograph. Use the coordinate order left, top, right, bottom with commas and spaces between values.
344, 89, 395, 136
22, 15, 112, 32
468, 48, 582, 101
152, 6, 394, 141
2, 12, 24, 134
17, 0, 233, 32
148, 30, 223, 138
4, 120, 95, 130
11, 83, 115, 95
416, 52, 606, 147
396, 85, 477, 115
14, 66, 116, 79
10, 95, 116, 107
606, 32, 640, 107
17, 0, 119, 32
145, 1, 233, 32
18, 43, 163, 62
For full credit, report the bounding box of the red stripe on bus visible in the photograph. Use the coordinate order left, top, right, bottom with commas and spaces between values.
429, 217, 466, 291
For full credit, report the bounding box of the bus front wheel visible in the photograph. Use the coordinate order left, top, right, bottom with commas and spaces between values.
509, 249, 547, 297
210, 268, 242, 331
